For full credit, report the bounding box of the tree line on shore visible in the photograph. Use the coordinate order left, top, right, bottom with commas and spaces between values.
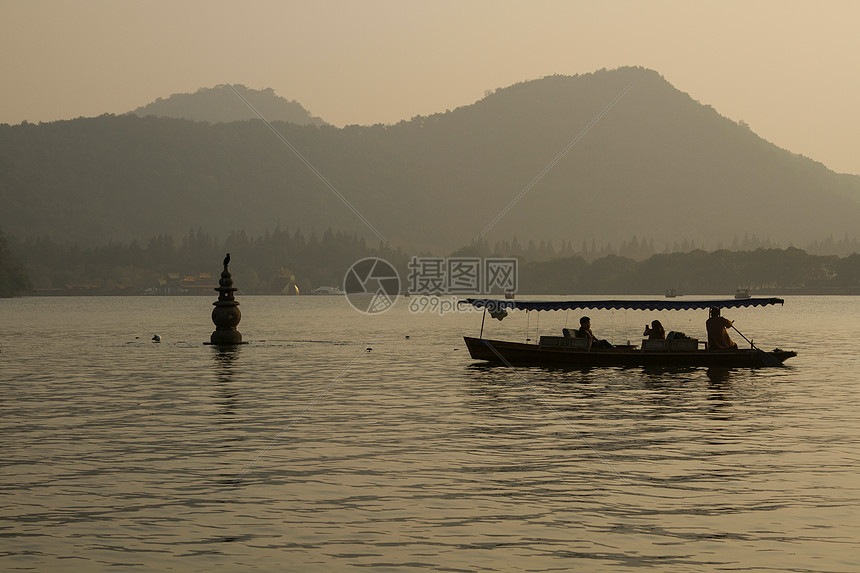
7, 227, 403, 295
0, 228, 30, 296
3, 226, 860, 297
520, 248, 860, 294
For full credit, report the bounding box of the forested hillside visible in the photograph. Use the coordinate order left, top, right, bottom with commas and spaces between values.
2, 67, 859, 253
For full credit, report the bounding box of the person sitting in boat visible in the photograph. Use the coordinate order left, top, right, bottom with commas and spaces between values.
575, 316, 613, 349
706, 307, 738, 350
643, 320, 665, 339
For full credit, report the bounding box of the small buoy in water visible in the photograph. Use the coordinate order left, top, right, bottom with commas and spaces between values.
152, 334, 161, 343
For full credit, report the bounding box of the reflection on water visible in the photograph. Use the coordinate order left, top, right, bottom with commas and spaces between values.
706, 366, 732, 384
0, 296, 859, 572
212, 345, 241, 419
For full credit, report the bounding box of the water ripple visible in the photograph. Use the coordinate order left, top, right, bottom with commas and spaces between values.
1, 296, 859, 571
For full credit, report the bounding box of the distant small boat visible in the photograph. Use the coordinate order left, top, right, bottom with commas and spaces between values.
734, 288, 751, 299
311, 286, 344, 295
665, 288, 681, 298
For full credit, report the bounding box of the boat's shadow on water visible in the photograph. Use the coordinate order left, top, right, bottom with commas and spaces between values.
465, 362, 755, 412
464, 362, 740, 400
466, 361, 737, 382
464, 363, 757, 430
704, 367, 732, 384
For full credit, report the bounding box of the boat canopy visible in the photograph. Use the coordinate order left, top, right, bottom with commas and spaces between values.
463, 297, 784, 312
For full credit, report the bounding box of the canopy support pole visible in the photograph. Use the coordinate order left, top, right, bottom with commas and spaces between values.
480, 307, 487, 339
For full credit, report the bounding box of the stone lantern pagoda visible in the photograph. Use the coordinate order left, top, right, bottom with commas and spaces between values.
210, 253, 243, 345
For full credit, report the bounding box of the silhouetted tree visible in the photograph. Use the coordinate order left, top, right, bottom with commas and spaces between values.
0, 228, 30, 296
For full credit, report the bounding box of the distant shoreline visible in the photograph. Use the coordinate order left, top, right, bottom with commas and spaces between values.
19, 288, 860, 298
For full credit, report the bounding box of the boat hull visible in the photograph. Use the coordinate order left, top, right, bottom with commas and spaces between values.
464, 337, 796, 368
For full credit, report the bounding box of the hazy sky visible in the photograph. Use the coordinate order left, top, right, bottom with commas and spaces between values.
3, 0, 859, 174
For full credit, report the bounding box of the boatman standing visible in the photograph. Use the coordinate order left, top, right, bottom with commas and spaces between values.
706, 307, 738, 350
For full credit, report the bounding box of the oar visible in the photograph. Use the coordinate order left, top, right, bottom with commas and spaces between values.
731, 324, 781, 367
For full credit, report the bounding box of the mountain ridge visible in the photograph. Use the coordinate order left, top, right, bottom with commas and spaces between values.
2, 66, 858, 253
128, 84, 328, 125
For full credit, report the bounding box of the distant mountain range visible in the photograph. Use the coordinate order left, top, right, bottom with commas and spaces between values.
129, 84, 327, 125
2, 66, 859, 253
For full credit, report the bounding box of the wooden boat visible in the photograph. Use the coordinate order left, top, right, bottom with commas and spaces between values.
665, 288, 680, 298
734, 288, 751, 299
462, 297, 797, 368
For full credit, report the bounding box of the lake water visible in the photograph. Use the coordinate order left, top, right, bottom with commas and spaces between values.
1, 295, 859, 571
